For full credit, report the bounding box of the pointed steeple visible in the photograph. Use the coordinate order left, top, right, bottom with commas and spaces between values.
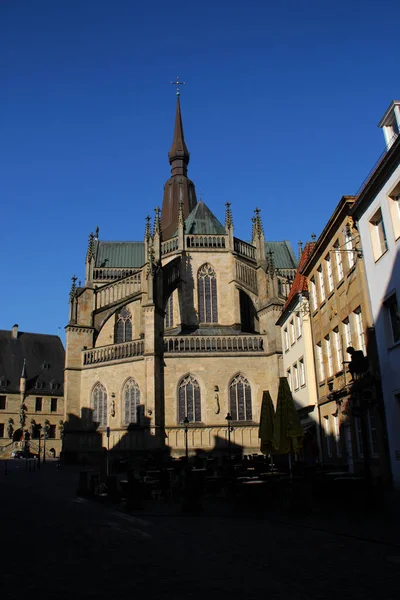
168, 96, 190, 177
161, 94, 197, 240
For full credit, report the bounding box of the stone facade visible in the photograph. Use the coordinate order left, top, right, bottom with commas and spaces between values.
301, 197, 391, 483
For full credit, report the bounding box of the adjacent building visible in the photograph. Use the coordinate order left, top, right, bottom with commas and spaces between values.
0, 325, 65, 457
352, 100, 400, 487
276, 241, 320, 462
63, 95, 297, 461
301, 196, 390, 482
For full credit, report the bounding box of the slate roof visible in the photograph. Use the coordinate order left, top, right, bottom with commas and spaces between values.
264, 241, 298, 270
0, 329, 65, 396
94, 241, 145, 268
184, 200, 226, 235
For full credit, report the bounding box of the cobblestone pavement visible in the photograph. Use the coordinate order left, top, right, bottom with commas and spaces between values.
1, 460, 400, 600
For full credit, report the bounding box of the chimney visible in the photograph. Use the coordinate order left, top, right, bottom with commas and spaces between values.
11, 324, 19, 339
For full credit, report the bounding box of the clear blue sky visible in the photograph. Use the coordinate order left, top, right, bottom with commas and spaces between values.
1, 0, 399, 341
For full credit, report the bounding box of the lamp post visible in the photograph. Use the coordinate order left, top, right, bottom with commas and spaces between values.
183, 416, 189, 466
43, 420, 50, 464
225, 413, 233, 462
37, 424, 42, 470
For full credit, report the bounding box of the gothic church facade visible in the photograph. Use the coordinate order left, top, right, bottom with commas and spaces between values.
64, 96, 297, 459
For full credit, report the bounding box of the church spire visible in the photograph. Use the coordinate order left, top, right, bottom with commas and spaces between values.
168, 95, 190, 177
161, 89, 198, 240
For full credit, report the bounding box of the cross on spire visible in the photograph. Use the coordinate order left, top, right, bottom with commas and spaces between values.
170, 77, 187, 96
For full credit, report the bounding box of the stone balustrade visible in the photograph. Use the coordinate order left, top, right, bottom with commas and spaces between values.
95, 272, 142, 309
164, 335, 264, 353
185, 235, 227, 249
83, 339, 145, 365
161, 237, 179, 255
234, 238, 256, 261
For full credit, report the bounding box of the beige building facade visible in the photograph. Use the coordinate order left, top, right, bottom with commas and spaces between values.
0, 325, 65, 458
302, 197, 390, 482
63, 96, 298, 461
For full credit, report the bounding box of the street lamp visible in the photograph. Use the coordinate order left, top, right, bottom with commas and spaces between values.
42, 420, 50, 464
225, 413, 233, 461
183, 416, 189, 465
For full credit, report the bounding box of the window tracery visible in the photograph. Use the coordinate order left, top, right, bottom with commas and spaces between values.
123, 378, 141, 425
229, 374, 252, 421
92, 382, 107, 427
178, 375, 201, 423
115, 306, 132, 343
198, 264, 218, 323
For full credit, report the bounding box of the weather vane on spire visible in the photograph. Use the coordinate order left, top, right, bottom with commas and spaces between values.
170, 76, 186, 96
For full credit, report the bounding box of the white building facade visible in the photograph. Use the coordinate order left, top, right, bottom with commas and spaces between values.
352, 101, 400, 488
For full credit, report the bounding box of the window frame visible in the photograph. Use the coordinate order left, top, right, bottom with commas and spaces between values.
317, 265, 325, 303
333, 239, 344, 282
369, 207, 388, 261
299, 357, 306, 387
229, 374, 252, 422
198, 264, 218, 324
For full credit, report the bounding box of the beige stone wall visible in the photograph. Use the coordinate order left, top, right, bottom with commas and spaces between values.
0, 392, 64, 453
95, 298, 143, 347
163, 352, 279, 427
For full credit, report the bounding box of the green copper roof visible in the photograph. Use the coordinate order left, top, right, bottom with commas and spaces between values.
95, 242, 145, 268
264, 241, 298, 270
184, 200, 226, 235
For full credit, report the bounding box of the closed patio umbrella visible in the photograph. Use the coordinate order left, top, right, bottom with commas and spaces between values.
258, 390, 275, 455
273, 378, 304, 470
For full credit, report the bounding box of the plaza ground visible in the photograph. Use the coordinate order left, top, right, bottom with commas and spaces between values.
1, 460, 400, 600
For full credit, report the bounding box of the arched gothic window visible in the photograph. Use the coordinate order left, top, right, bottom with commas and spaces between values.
165, 294, 174, 329
123, 378, 141, 425
92, 382, 107, 427
115, 306, 132, 343
229, 374, 252, 421
178, 375, 201, 423
198, 264, 218, 323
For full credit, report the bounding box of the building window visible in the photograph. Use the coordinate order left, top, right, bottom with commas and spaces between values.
367, 408, 379, 457
317, 265, 325, 303
92, 382, 107, 427
290, 320, 295, 345
309, 277, 317, 311
198, 264, 218, 323
48, 425, 56, 439
333, 240, 344, 282
369, 208, 388, 261
385, 294, 400, 345
293, 363, 299, 390
343, 225, 355, 269
50, 398, 57, 413
165, 294, 174, 329
333, 416, 341, 457
316, 343, 324, 381
229, 374, 252, 421
355, 416, 363, 457
325, 418, 332, 458
325, 335, 333, 377
296, 313, 302, 339
123, 378, 141, 425
286, 368, 292, 391
333, 327, 343, 372
354, 308, 366, 354
284, 327, 289, 352
115, 306, 132, 343
0, 396, 6, 410
388, 191, 400, 240
299, 358, 306, 387
35, 397, 43, 412
325, 254, 334, 293
0, 423, 4, 437
178, 375, 201, 423
342, 318, 352, 350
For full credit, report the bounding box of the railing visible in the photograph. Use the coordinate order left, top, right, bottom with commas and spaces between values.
186, 235, 227, 249
234, 238, 256, 261
235, 260, 258, 293
161, 237, 179, 255
165, 424, 260, 451
95, 272, 142, 309
164, 335, 264, 353
93, 267, 141, 281
83, 339, 145, 365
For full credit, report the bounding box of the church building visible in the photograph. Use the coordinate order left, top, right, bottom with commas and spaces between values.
63, 94, 297, 460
